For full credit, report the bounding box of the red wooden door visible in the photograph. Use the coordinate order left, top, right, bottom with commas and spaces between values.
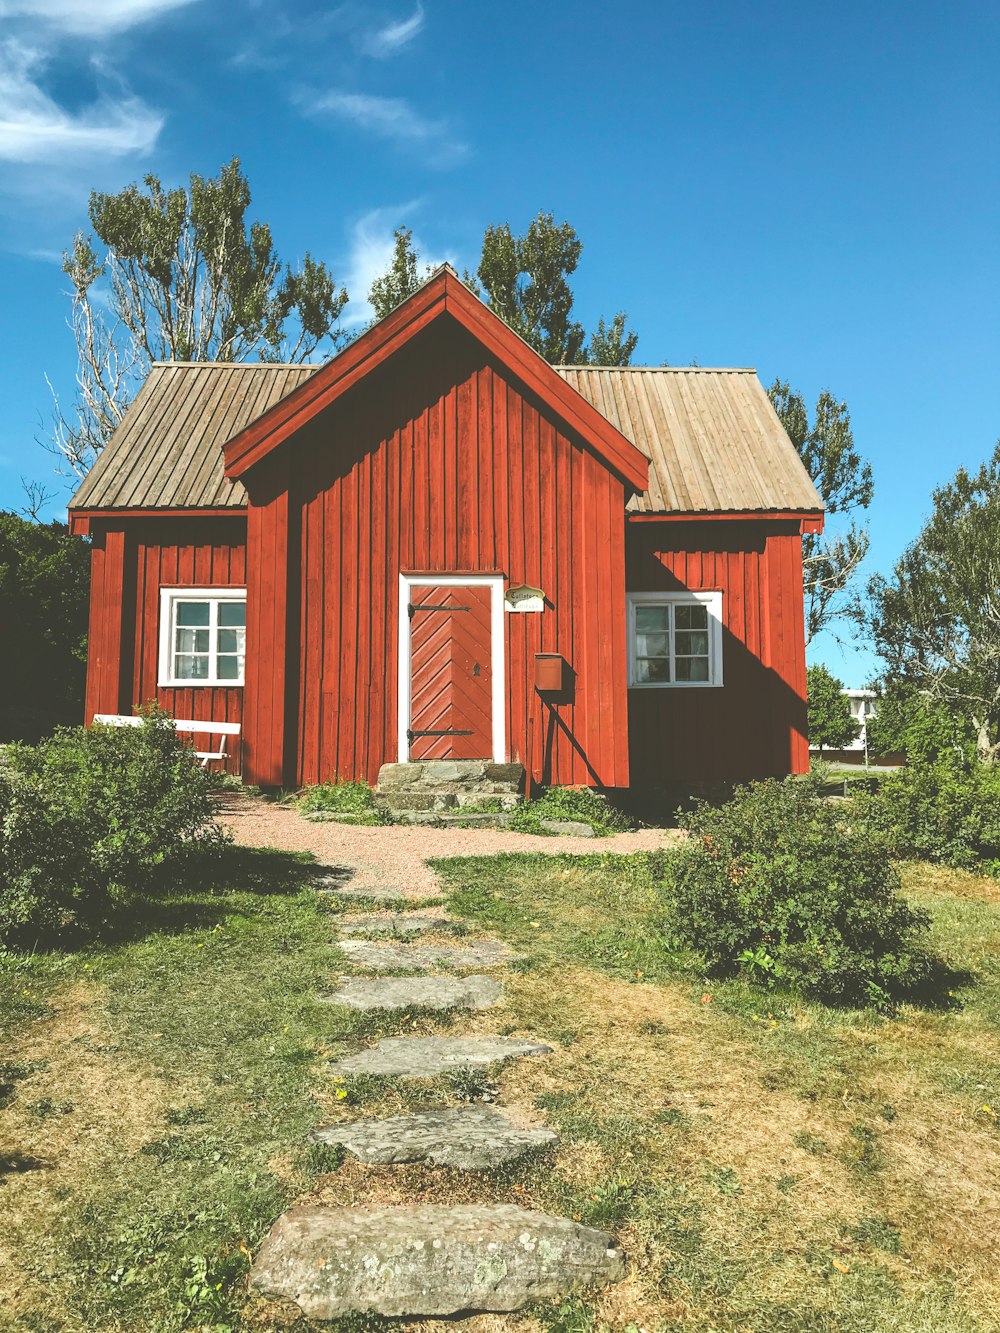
408, 584, 493, 760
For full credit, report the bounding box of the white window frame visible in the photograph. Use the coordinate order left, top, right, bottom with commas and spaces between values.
397, 574, 506, 764
626, 590, 724, 689
158, 587, 247, 688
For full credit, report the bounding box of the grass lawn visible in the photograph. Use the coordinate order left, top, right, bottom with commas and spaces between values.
2, 847, 1000, 1331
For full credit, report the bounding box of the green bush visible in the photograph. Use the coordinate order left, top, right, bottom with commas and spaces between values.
508, 786, 632, 837
855, 757, 1000, 874
0, 708, 225, 945
296, 780, 385, 823
661, 777, 931, 1007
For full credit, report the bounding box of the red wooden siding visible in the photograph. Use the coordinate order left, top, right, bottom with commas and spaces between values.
84, 517, 247, 772
240, 319, 631, 789
625, 519, 809, 782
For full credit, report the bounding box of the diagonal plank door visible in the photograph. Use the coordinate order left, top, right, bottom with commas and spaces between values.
408, 584, 493, 760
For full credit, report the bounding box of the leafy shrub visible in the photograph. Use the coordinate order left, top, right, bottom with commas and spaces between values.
661, 777, 931, 1007
296, 780, 385, 823
0, 707, 225, 945
508, 786, 632, 837
855, 757, 1000, 874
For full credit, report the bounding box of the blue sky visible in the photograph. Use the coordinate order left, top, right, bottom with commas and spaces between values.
0, 0, 997, 682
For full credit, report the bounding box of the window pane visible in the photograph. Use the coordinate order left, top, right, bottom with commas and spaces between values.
176, 627, 210, 653
675, 630, 709, 656
635, 632, 669, 657
675, 603, 709, 630
675, 656, 709, 682
218, 628, 245, 654
219, 601, 245, 628
635, 657, 670, 683
176, 601, 210, 627
175, 654, 209, 680
217, 654, 241, 681
635, 605, 669, 632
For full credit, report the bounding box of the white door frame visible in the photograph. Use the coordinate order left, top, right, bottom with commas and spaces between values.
397, 573, 506, 764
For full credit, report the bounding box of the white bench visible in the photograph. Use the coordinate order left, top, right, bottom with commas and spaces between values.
93, 714, 241, 769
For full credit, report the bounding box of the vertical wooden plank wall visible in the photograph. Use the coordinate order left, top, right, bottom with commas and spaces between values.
625, 519, 809, 781
84, 517, 247, 774
84, 525, 128, 721
292, 323, 631, 789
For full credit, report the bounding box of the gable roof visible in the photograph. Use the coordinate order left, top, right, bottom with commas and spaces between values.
556, 366, 822, 515
68, 275, 822, 521
69, 362, 314, 512
220, 265, 650, 492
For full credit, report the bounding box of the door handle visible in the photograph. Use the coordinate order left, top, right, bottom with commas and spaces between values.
473, 663, 481, 677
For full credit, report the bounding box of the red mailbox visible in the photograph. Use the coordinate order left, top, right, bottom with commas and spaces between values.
534, 653, 566, 692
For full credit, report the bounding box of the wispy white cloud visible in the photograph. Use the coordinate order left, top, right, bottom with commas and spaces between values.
342, 202, 454, 325
0, 0, 199, 36
0, 40, 162, 163
302, 88, 467, 167
361, 3, 424, 58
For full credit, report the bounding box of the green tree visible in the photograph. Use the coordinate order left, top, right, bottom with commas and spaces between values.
867, 443, 1000, 763
472, 212, 638, 365
866, 679, 977, 767
807, 663, 861, 754
368, 227, 433, 320
769, 382, 874, 642
49, 157, 349, 478
0, 512, 90, 742
367, 212, 639, 364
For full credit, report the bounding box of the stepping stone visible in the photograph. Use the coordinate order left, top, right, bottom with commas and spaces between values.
339, 912, 452, 936
339, 939, 521, 971
310, 1105, 558, 1169
540, 818, 596, 838
331, 1036, 552, 1078
323, 975, 503, 1012
320, 883, 417, 903
249, 1203, 623, 1317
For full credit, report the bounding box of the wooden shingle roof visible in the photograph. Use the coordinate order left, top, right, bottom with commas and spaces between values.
553, 366, 822, 515
69, 362, 317, 511
70, 360, 821, 517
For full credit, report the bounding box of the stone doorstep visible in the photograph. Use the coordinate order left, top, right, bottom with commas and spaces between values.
338, 912, 455, 936
323, 974, 503, 1012
249, 1203, 623, 1318
330, 1035, 553, 1078
377, 760, 525, 792
338, 939, 523, 972
394, 811, 512, 828
310, 1104, 558, 1170
375, 790, 522, 812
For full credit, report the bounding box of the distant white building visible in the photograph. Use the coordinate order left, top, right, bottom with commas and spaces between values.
809, 688, 878, 762
844, 689, 877, 752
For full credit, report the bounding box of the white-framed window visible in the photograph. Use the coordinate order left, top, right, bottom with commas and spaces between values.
627, 591, 724, 688
158, 587, 247, 687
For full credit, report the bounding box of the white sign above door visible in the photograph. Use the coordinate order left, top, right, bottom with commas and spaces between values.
505, 583, 545, 613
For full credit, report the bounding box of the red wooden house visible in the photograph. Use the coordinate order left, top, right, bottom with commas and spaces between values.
69, 266, 823, 792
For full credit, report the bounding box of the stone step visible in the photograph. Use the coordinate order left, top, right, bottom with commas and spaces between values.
377, 760, 525, 794
323, 975, 503, 1012
392, 810, 512, 827
376, 790, 521, 813
339, 912, 454, 936
339, 939, 522, 972
249, 1203, 623, 1317
331, 1035, 552, 1078
310, 1104, 558, 1169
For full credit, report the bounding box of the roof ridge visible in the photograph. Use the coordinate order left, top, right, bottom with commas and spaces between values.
553, 364, 756, 374
150, 360, 322, 369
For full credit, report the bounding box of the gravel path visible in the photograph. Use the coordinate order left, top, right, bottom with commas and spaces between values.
219, 794, 674, 899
